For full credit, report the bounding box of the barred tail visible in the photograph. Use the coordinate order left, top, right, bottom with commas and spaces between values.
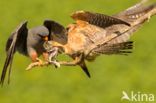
114, 1, 156, 25
92, 41, 133, 55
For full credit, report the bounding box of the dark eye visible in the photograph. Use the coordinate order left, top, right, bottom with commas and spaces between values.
38, 34, 43, 38
66, 27, 70, 31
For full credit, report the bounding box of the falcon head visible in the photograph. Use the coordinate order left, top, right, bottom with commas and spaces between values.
30, 26, 49, 41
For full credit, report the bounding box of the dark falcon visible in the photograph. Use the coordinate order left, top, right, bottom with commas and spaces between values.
0, 21, 50, 85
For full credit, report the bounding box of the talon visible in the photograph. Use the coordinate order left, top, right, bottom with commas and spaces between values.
36, 58, 44, 66
49, 60, 60, 68
54, 61, 60, 68
26, 61, 49, 71
147, 15, 151, 22
25, 62, 40, 71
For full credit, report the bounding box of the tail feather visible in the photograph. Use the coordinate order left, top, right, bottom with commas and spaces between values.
114, 1, 156, 25
79, 61, 91, 78
92, 41, 133, 55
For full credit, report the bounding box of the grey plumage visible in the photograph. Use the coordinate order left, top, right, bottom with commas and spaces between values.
27, 26, 49, 56
1, 21, 50, 85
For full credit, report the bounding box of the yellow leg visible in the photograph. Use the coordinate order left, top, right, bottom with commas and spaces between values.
59, 54, 83, 66
26, 58, 47, 70
36, 58, 44, 66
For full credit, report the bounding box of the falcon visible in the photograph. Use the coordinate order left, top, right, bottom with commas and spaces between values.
0, 21, 61, 85
41, 0, 156, 77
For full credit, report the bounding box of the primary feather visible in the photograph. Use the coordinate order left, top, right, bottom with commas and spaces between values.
0, 21, 28, 85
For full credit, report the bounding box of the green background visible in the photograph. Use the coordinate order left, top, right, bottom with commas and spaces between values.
0, 0, 156, 103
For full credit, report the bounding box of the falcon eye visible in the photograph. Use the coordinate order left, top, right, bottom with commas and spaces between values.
38, 34, 49, 41
38, 34, 43, 37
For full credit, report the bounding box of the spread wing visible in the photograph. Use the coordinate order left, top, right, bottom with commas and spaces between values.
92, 41, 133, 55
105, 0, 156, 45
113, 0, 154, 23
43, 20, 67, 44
71, 11, 130, 28
89, 24, 140, 55
0, 21, 28, 85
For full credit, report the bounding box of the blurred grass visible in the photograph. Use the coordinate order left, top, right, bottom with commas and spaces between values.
0, 0, 156, 103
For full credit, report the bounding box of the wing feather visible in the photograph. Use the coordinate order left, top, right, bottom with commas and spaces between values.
79, 61, 91, 78
71, 11, 130, 28
43, 20, 67, 44
0, 21, 28, 85
113, 0, 156, 23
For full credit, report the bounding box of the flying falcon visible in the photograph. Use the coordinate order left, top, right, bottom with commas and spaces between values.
0, 21, 62, 85
40, 0, 156, 77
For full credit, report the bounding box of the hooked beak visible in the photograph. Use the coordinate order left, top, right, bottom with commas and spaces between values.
43, 36, 48, 41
